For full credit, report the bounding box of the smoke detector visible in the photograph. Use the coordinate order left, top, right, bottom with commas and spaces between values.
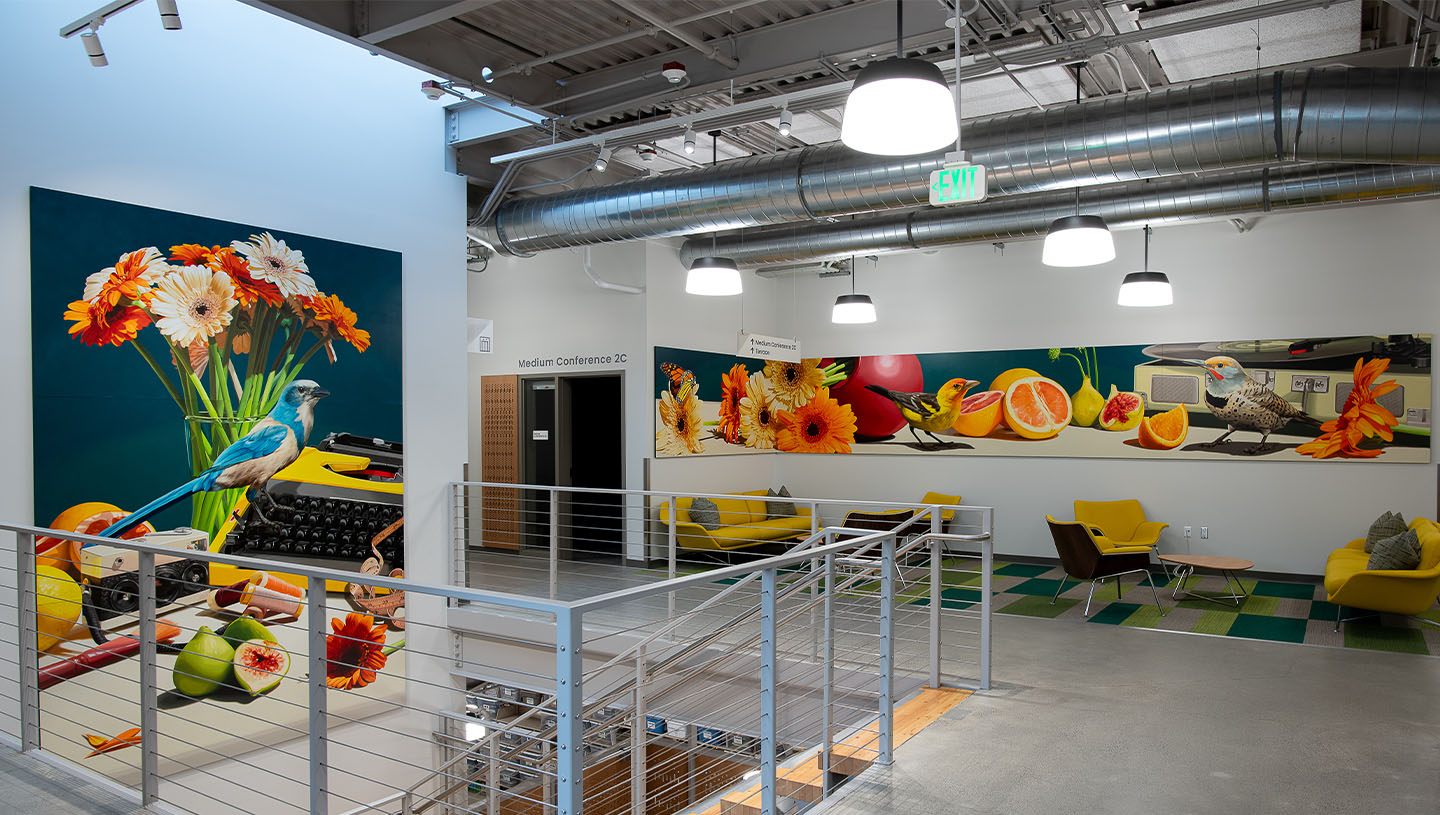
661, 61, 687, 83
637, 144, 658, 162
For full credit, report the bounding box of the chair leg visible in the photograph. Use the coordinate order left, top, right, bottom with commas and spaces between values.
1145, 571, 1166, 616
1413, 615, 1440, 629
1084, 579, 1099, 617
1050, 575, 1069, 605
1334, 603, 1342, 633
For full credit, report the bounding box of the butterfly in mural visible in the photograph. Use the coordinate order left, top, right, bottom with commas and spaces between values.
660, 362, 697, 401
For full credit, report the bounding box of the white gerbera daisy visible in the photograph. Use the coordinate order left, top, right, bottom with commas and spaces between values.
82, 247, 169, 302
150, 266, 237, 348
230, 232, 318, 298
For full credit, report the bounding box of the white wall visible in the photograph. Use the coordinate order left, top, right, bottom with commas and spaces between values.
0, 0, 466, 794
777, 201, 1440, 574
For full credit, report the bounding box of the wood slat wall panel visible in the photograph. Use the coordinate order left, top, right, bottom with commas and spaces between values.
481, 374, 521, 551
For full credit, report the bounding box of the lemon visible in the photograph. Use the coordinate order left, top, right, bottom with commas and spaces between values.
36, 565, 83, 652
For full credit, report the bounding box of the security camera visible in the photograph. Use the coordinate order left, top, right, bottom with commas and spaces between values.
661, 61, 687, 84
157, 0, 181, 30
421, 80, 446, 101
81, 30, 107, 67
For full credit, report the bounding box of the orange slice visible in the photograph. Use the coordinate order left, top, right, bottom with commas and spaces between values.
1002, 376, 1072, 440
1137, 404, 1190, 449
952, 390, 1004, 437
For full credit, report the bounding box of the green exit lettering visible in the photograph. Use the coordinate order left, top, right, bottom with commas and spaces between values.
928, 164, 988, 206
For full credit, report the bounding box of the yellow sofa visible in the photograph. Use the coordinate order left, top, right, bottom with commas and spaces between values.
1325, 516, 1440, 627
657, 491, 813, 551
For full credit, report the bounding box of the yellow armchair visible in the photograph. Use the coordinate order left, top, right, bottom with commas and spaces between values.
1074, 499, 1167, 551
1325, 517, 1440, 630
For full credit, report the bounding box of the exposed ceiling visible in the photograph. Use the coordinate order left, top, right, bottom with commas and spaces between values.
245, 0, 1435, 214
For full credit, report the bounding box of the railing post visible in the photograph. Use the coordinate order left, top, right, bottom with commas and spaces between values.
307, 579, 330, 815
487, 731, 500, 815
878, 533, 895, 766
138, 550, 159, 805
666, 496, 677, 618
820, 553, 834, 799
929, 532, 941, 690
15, 531, 40, 752
630, 645, 647, 815
758, 568, 777, 815
980, 534, 993, 691
809, 501, 819, 538
555, 608, 584, 815
550, 491, 560, 600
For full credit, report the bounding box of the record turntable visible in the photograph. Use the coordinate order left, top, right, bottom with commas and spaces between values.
1132, 335, 1431, 432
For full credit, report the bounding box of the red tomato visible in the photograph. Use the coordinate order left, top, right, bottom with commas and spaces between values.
828, 355, 925, 439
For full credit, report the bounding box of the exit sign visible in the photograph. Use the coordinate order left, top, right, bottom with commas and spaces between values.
929, 163, 988, 206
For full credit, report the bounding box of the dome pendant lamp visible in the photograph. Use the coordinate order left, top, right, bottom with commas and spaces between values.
832, 255, 877, 324
1042, 67, 1115, 267
686, 130, 743, 296
840, 1, 957, 156
1117, 225, 1173, 307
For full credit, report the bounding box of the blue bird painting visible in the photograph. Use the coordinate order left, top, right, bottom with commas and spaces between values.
98, 380, 329, 538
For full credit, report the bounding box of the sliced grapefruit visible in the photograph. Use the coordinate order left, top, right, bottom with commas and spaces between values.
1002, 376, 1073, 440
988, 367, 1041, 395
37, 508, 155, 577
952, 390, 1004, 437
1137, 404, 1190, 449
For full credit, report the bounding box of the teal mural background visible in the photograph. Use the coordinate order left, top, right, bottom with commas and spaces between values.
29, 187, 402, 528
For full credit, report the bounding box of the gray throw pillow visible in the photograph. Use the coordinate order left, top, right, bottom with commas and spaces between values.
1366, 511, 1407, 553
688, 498, 722, 531
1368, 529, 1421, 571
766, 486, 797, 519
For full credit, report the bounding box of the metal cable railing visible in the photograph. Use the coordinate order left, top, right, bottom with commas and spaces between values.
0, 490, 992, 815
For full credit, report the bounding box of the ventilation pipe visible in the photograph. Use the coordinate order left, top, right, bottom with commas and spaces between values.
680, 164, 1440, 265
477, 68, 1440, 255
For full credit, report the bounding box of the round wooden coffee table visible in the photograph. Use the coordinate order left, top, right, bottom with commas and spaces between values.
1158, 554, 1254, 607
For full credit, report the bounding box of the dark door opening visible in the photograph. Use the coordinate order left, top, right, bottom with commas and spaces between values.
521, 379, 557, 549
559, 375, 624, 561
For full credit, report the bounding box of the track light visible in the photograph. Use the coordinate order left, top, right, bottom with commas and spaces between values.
157, 0, 181, 30
778, 106, 792, 137
683, 125, 696, 154
594, 145, 612, 172
1118, 226, 1173, 307
81, 29, 107, 67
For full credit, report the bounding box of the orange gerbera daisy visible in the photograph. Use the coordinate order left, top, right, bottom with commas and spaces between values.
170, 244, 229, 266
82, 247, 168, 308
305, 294, 371, 353
717, 363, 748, 444
326, 613, 389, 690
214, 250, 285, 307
1297, 357, 1399, 459
62, 299, 152, 347
776, 386, 857, 454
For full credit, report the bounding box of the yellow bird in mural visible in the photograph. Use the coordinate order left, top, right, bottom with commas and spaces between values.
865, 378, 979, 447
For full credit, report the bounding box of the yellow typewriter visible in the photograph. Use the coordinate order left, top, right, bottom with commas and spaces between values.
210, 439, 402, 591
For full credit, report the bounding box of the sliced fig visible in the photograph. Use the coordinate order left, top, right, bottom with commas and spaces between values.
233, 639, 290, 696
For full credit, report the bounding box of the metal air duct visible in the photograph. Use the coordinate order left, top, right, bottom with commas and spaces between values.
678, 164, 1440, 266
480, 68, 1440, 255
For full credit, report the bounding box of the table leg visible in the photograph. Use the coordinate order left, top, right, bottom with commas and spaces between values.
1171, 566, 1248, 607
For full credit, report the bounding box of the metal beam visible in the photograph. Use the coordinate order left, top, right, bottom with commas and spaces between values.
610, 0, 739, 69
358, 0, 504, 43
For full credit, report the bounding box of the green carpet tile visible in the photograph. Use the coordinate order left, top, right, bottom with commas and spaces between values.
694, 555, 1437, 656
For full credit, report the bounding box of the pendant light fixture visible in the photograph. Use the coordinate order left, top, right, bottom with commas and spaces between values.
686, 131, 743, 296
832, 255, 877, 324
1042, 66, 1115, 267
840, 0, 957, 155
1117, 225, 1173, 307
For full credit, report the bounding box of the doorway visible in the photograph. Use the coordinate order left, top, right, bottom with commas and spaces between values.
520, 373, 625, 561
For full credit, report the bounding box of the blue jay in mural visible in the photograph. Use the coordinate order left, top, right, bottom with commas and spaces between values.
99, 380, 329, 538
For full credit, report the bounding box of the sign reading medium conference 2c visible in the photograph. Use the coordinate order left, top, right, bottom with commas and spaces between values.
737, 331, 800, 362
929, 163, 988, 206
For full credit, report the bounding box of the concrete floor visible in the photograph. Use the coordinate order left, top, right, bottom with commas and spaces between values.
816, 613, 1440, 815
0, 747, 144, 814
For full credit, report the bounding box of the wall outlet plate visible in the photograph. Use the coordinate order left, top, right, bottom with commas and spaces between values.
1200, 526, 1209, 539
1184, 526, 1192, 537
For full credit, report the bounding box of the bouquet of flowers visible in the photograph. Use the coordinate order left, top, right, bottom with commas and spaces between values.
62, 233, 370, 536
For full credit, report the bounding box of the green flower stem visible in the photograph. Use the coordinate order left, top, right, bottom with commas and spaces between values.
381, 639, 406, 657
1059, 351, 1088, 381
820, 361, 848, 388
129, 340, 185, 412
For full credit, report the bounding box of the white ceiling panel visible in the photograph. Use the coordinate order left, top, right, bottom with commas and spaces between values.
1131, 0, 1361, 82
